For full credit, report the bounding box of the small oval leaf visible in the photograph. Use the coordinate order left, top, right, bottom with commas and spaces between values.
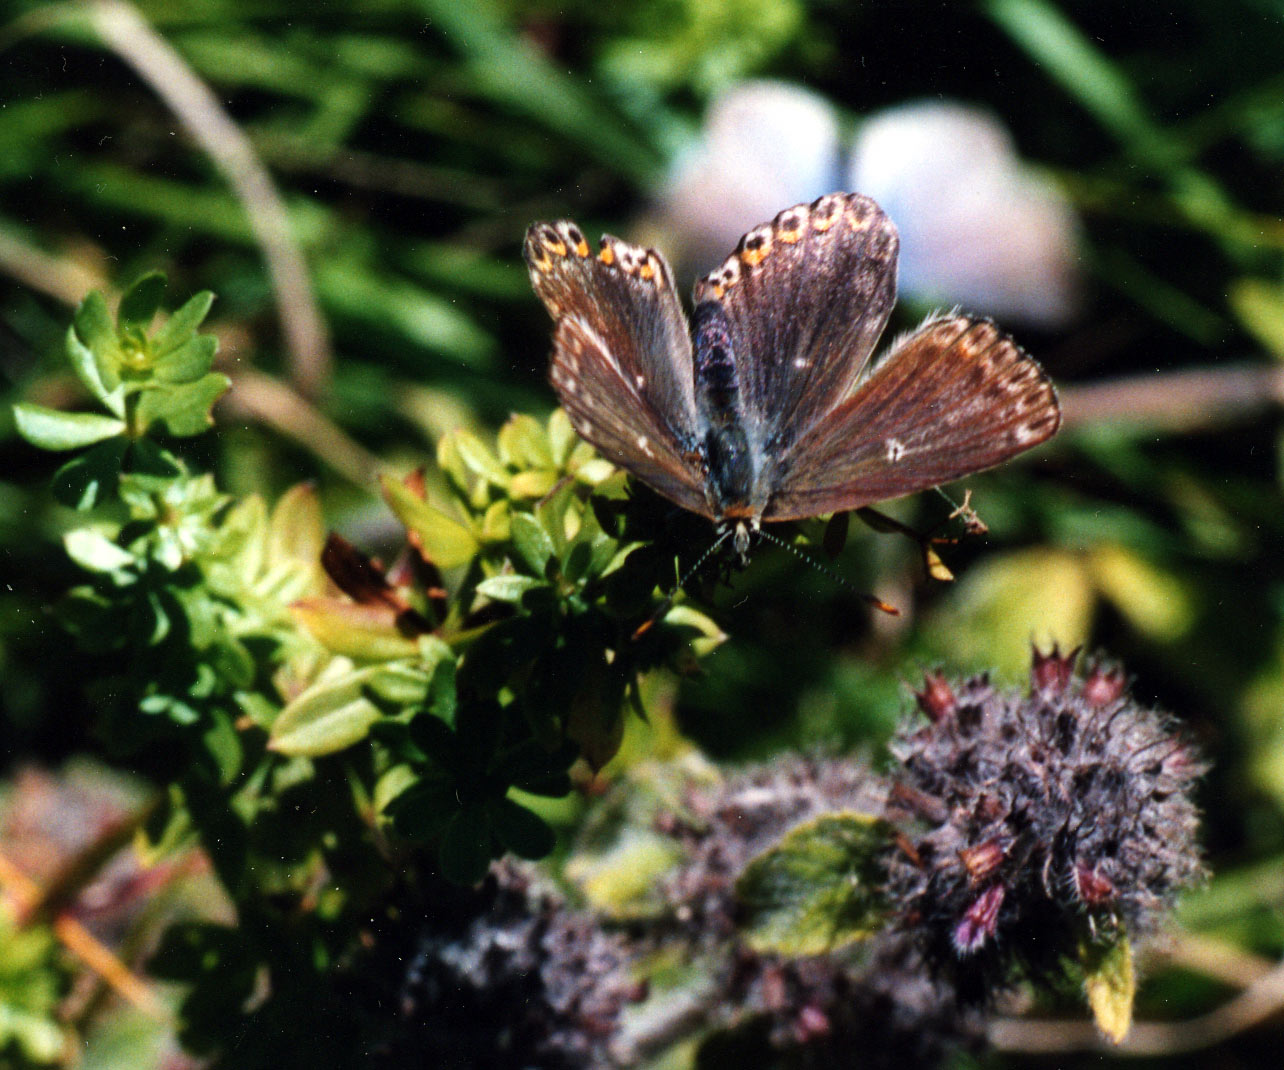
475, 574, 548, 604
510, 511, 555, 575
382, 475, 479, 568
64, 529, 135, 573
269, 664, 387, 756
13, 404, 125, 451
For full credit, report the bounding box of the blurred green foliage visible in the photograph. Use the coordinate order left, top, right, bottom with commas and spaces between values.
4, 0, 1284, 1066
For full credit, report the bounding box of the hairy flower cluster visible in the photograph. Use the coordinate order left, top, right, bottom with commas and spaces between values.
648, 756, 978, 1066
885, 647, 1205, 999
658, 754, 888, 939
363, 862, 637, 1069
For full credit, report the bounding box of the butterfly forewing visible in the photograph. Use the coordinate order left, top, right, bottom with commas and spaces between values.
764, 316, 1060, 520
693, 193, 899, 456
524, 222, 712, 517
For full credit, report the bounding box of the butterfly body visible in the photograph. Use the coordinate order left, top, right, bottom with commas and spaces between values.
691, 300, 765, 533
525, 193, 1060, 550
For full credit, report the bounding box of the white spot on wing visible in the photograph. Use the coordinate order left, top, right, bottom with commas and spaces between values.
636, 435, 654, 457
886, 438, 906, 462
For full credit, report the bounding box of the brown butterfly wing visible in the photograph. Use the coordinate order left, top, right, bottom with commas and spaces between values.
524, 221, 712, 517
763, 316, 1060, 520
692, 193, 899, 458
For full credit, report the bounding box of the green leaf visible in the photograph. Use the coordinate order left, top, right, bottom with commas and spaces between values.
153, 334, 219, 384
64, 529, 135, 573
152, 290, 215, 354
134, 372, 231, 437
424, 653, 458, 726
488, 796, 555, 860
735, 812, 891, 956
66, 325, 125, 414
12, 403, 125, 451
572, 457, 615, 485
1082, 931, 1135, 1044
548, 407, 578, 466
291, 598, 422, 660
663, 605, 727, 657
51, 438, 128, 509
72, 291, 122, 384
1089, 545, 1194, 641
452, 429, 510, 489
508, 468, 559, 499
497, 412, 553, 469
118, 270, 167, 329
269, 663, 387, 756
366, 663, 433, 707
381, 475, 479, 568
534, 481, 574, 556
475, 573, 548, 603
509, 511, 555, 575
439, 806, 493, 885
1230, 278, 1284, 360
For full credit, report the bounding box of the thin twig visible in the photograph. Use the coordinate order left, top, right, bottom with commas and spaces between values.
0, 849, 164, 1017
1058, 363, 1284, 433
87, 0, 332, 397
1161, 930, 1278, 989
222, 368, 383, 487
0, 226, 108, 305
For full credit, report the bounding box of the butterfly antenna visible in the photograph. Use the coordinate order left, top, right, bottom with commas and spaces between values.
631, 527, 737, 640
753, 527, 900, 616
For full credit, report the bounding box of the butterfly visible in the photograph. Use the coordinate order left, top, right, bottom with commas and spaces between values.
524, 192, 1060, 558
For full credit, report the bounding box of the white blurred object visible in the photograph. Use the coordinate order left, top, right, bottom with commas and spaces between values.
645, 81, 841, 277
646, 89, 1082, 327
849, 101, 1081, 327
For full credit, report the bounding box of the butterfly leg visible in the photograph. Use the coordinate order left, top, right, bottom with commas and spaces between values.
854, 501, 986, 584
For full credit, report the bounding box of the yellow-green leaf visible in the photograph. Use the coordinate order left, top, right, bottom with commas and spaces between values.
663, 605, 727, 657
497, 412, 553, 469
452, 429, 510, 489
382, 474, 479, 568
12, 404, 125, 451
548, 407, 578, 465
291, 598, 421, 660
1089, 544, 1193, 641
269, 662, 388, 756
1230, 278, 1284, 360
736, 812, 891, 956
509, 468, 560, 499
1082, 931, 1135, 1044
267, 483, 325, 573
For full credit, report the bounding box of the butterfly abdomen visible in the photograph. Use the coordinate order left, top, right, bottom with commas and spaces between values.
693, 301, 758, 517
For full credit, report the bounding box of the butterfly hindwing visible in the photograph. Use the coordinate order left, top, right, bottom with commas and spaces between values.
524, 222, 712, 517
693, 193, 899, 458
764, 316, 1060, 520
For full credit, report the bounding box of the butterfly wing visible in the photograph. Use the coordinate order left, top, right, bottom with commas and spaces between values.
763, 316, 1060, 520
692, 193, 899, 458
525, 221, 712, 517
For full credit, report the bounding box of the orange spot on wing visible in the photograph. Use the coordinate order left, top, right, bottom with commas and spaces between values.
598, 245, 615, 265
